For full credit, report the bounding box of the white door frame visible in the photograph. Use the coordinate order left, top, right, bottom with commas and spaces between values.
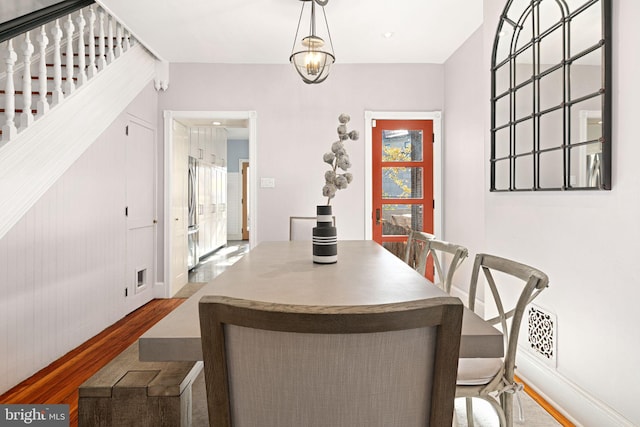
162, 110, 258, 298
364, 111, 442, 241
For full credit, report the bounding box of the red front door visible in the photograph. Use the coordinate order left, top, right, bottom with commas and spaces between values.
372, 119, 434, 264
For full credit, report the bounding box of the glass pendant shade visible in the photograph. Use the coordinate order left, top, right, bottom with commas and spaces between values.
290, 0, 335, 84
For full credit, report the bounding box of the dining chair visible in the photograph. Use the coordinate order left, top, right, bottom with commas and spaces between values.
424, 238, 469, 294
289, 216, 335, 241
199, 295, 463, 427
455, 253, 549, 427
403, 229, 435, 273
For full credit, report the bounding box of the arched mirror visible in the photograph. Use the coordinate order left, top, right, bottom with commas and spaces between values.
490, 0, 611, 191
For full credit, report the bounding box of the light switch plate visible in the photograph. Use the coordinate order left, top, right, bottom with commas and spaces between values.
260, 177, 275, 188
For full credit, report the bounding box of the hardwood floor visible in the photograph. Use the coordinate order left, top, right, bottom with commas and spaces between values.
0, 298, 184, 427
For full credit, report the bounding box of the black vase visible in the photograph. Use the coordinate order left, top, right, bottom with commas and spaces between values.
312, 205, 337, 264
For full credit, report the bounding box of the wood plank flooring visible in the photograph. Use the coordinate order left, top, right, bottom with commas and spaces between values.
0, 298, 184, 427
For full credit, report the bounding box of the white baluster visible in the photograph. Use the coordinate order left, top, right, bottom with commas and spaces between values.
124, 29, 131, 50
20, 31, 35, 130
107, 14, 114, 63
51, 19, 64, 104
115, 23, 123, 58
87, 6, 98, 78
75, 10, 87, 85
2, 40, 18, 143
97, 8, 107, 70
63, 15, 75, 94
36, 25, 50, 117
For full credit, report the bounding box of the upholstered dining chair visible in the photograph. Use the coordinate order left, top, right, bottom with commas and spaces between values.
199, 295, 463, 427
289, 216, 335, 241
404, 230, 435, 273
455, 253, 549, 427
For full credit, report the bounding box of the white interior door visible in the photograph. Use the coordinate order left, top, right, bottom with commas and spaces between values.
125, 118, 156, 313
171, 120, 189, 294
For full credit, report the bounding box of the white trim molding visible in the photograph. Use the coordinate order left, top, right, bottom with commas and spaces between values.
516, 349, 635, 426
364, 111, 443, 240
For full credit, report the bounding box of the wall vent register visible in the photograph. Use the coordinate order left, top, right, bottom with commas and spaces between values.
528, 304, 557, 366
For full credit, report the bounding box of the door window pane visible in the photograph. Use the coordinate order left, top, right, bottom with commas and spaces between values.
382, 204, 423, 236
382, 167, 423, 199
382, 130, 423, 161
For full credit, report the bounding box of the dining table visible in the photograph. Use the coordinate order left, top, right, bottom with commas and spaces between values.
139, 240, 503, 361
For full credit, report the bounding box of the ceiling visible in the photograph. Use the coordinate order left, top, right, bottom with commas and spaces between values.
97, 0, 484, 65
176, 118, 250, 140
94, 0, 483, 139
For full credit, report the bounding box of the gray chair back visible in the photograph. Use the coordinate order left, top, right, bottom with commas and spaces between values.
468, 253, 549, 378
404, 230, 435, 274
404, 232, 468, 293
424, 239, 468, 293
461, 253, 549, 426
289, 216, 335, 241
199, 295, 463, 427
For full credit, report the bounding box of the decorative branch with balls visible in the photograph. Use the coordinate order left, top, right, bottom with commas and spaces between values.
322, 114, 359, 205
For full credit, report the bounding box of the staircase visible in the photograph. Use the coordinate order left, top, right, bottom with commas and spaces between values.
0, 3, 166, 241
0, 4, 136, 143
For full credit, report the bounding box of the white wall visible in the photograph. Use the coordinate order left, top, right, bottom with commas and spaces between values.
443, 26, 485, 301
0, 83, 159, 394
470, 1, 640, 425
158, 63, 445, 242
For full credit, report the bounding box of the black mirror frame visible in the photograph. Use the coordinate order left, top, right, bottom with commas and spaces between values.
489, 0, 611, 191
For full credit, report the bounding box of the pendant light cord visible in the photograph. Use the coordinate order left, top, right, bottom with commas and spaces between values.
290, 2, 306, 55
322, 5, 335, 56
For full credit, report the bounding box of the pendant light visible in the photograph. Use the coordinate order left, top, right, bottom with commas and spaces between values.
289, 0, 335, 84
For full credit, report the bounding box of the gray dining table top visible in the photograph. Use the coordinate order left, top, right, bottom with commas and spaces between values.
139, 240, 503, 361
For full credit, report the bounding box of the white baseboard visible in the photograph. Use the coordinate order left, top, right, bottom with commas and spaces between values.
153, 282, 166, 298
227, 233, 243, 241
516, 349, 634, 426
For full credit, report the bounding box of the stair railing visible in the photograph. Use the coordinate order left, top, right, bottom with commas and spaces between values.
0, 3, 137, 146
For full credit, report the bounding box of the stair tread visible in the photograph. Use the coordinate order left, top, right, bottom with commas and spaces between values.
31, 76, 78, 81
0, 91, 53, 95
45, 63, 80, 68
0, 108, 38, 113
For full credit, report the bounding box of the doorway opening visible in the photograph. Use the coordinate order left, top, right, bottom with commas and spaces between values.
163, 110, 257, 298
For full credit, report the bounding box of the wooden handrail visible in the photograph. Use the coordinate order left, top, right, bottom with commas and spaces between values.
0, 0, 94, 44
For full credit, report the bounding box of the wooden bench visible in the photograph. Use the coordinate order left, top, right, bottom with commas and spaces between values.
78, 341, 203, 427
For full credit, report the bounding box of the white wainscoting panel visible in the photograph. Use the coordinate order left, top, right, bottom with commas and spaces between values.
0, 79, 159, 394
0, 115, 132, 394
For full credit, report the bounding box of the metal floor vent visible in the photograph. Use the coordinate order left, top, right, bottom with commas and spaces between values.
528, 305, 557, 366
